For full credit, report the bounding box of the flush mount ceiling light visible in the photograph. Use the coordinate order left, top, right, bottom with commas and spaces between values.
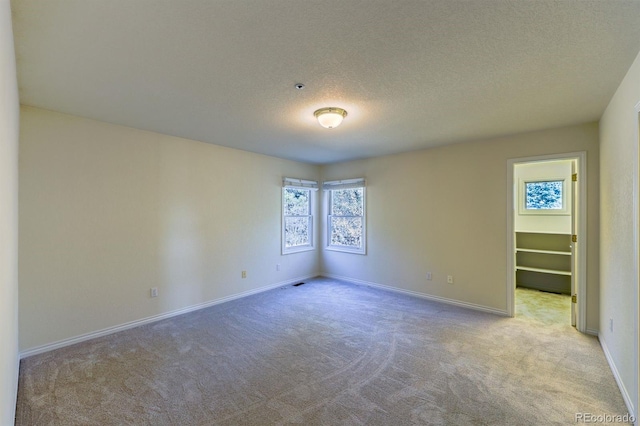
314, 107, 348, 129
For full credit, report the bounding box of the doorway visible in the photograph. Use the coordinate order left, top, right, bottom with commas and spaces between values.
506, 152, 587, 332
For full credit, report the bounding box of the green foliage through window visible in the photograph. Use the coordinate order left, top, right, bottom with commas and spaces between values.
525, 180, 563, 210
283, 188, 312, 250
329, 188, 364, 251
284, 188, 309, 216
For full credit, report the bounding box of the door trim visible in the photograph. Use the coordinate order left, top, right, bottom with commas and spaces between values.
634, 100, 640, 422
506, 151, 587, 333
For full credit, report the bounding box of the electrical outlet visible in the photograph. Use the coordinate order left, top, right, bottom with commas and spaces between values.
610, 318, 613, 332
150, 287, 158, 298
426, 272, 432, 281
447, 275, 454, 284
276, 264, 280, 271
241, 271, 247, 278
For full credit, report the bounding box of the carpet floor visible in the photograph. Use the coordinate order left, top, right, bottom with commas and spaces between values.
516, 286, 571, 326
15, 278, 630, 425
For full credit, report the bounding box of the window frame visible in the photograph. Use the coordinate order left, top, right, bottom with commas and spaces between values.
518, 177, 570, 216
324, 179, 366, 255
282, 179, 317, 255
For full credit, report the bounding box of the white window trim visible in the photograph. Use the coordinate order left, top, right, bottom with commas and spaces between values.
283, 177, 319, 191
322, 178, 365, 191
324, 178, 366, 255
282, 178, 317, 255
518, 177, 570, 216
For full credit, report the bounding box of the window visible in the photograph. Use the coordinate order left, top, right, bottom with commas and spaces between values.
324, 178, 366, 254
282, 178, 317, 254
525, 180, 563, 210
519, 178, 569, 215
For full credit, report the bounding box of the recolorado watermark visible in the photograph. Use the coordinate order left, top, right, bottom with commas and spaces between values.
575, 412, 635, 423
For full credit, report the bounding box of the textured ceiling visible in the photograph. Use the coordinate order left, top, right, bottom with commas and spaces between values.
11, 0, 640, 164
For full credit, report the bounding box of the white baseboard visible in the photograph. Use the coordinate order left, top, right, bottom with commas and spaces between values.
20, 274, 317, 359
599, 334, 637, 422
321, 273, 509, 317
585, 327, 599, 336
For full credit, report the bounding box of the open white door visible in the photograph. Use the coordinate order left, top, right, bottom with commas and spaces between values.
570, 159, 578, 327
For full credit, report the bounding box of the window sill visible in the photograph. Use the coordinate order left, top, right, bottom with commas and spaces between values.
326, 245, 366, 255
282, 245, 315, 255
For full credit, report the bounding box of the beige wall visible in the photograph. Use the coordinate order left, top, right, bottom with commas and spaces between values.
0, 0, 20, 422
599, 49, 640, 418
321, 123, 600, 330
19, 107, 320, 352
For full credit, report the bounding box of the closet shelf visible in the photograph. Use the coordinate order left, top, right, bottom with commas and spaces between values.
515, 248, 571, 256
516, 265, 571, 276
516, 232, 572, 293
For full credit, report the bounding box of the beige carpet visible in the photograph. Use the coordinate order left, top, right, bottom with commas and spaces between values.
516, 286, 571, 326
16, 277, 630, 425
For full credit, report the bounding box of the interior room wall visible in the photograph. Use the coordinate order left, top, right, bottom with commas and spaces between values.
599, 48, 640, 419
0, 0, 20, 422
18, 106, 321, 354
514, 160, 573, 234
320, 123, 600, 331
